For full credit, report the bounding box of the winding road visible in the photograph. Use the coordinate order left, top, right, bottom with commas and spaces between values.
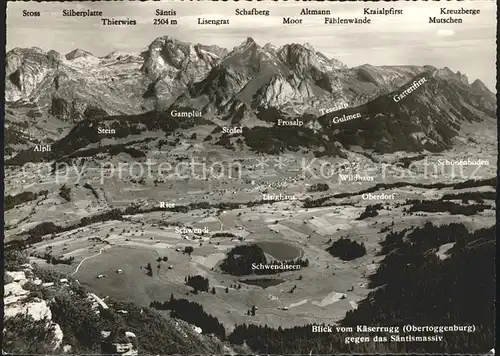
70, 247, 105, 276
216, 215, 224, 231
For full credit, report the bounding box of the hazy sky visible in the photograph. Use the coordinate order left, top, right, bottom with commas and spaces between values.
7, 1, 497, 90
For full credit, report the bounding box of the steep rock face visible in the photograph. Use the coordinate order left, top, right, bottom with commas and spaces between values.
278, 43, 346, 75
49, 96, 93, 122
219, 38, 291, 111
260, 75, 299, 107
5, 48, 61, 102
140, 36, 227, 108
171, 64, 246, 116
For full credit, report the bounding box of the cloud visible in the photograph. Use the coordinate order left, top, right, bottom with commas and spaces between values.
436, 29, 455, 37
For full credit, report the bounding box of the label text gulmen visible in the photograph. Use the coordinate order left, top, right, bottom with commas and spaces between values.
332, 113, 361, 124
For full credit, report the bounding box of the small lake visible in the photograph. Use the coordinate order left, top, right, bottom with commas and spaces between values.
256, 241, 302, 260
239, 278, 285, 288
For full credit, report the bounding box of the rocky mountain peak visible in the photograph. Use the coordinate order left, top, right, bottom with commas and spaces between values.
232, 37, 262, 54
65, 48, 94, 60
471, 78, 491, 93
142, 37, 185, 76
263, 43, 279, 55
303, 42, 315, 52
436, 67, 469, 85
223, 37, 271, 70
47, 50, 62, 61
141, 36, 223, 80
244, 37, 257, 46
277, 42, 345, 74
29, 46, 45, 54
456, 71, 469, 85
7, 47, 48, 62
5, 47, 62, 101
277, 43, 307, 67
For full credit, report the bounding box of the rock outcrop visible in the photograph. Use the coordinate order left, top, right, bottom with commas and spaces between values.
4, 267, 64, 351
101, 330, 138, 355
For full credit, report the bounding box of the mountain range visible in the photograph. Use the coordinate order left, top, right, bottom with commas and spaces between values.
4, 36, 496, 161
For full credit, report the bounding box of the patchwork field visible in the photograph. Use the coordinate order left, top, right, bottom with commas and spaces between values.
15, 165, 495, 330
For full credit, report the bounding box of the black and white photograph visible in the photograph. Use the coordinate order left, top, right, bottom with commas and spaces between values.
3, 0, 497, 355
